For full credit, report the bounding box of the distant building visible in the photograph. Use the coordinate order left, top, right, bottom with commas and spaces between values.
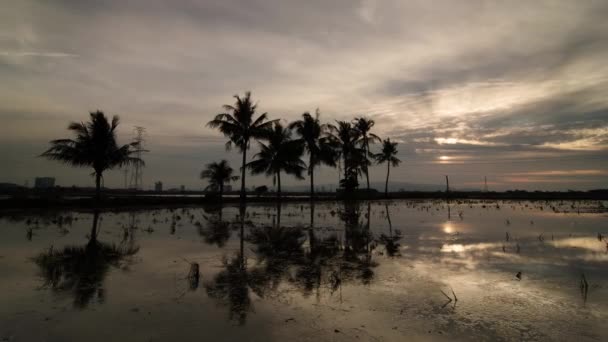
34, 177, 55, 189
0, 183, 22, 191
154, 181, 163, 192
180, 185, 185, 192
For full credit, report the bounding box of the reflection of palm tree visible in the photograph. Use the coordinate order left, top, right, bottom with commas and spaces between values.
205, 204, 260, 325
294, 232, 341, 299
353, 117, 380, 192
247, 123, 306, 200
378, 203, 401, 257
200, 160, 239, 200
199, 206, 231, 248
289, 110, 337, 199
206, 203, 381, 324
207, 92, 276, 201
249, 205, 305, 261
41, 111, 143, 201
340, 201, 375, 284
374, 139, 401, 198
205, 254, 253, 325
33, 211, 139, 308
247, 203, 306, 291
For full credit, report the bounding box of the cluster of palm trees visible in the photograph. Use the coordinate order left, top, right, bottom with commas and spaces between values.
41, 92, 400, 201
205, 91, 401, 200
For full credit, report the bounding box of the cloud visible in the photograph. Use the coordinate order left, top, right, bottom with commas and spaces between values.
0, 51, 78, 58
0, 0, 607, 190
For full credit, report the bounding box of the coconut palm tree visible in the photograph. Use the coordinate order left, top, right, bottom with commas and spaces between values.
200, 159, 239, 199
41, 111, 142, 201
374, 139, 401, 198
289, 109, 337, 199
328, 121, 364, 192
247, 122, 306, 200
353, 117, 380, 192
207, 92, 276, 201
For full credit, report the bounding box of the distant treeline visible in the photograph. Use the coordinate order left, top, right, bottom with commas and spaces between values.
1, 189, 607, 210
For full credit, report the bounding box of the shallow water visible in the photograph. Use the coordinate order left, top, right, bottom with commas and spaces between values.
1, 200, 607, 341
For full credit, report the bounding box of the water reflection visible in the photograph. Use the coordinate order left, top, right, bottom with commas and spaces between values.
33, 210, 139, 308
378, 203, 402, 257
203, 201, 383, 323
198, 205, 232, 247
10, 200, 607, 339
205, 204, 252, 325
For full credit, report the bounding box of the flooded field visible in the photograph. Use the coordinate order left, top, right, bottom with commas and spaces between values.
1, 200, 607, 341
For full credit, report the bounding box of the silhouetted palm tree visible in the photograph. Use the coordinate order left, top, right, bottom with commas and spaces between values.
353, 117, 380, 192
289, 109, 337, 199
41, 111, 142, 201
207, 92, 276, 201
328, 121, 364, 192
374, 139, 401, 198
247, 123, 306, 200
200, 159, 239, 199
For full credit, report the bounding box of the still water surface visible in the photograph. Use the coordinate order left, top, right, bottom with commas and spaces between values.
1, 200, 607, 341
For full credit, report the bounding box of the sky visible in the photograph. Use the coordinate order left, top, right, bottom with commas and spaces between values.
1, 0, 607, 191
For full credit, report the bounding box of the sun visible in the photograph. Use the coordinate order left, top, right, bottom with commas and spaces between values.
443, 222, 454, 233
439, 155, 450, 161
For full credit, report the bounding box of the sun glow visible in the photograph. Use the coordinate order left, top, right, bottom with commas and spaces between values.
443, 222, 454, 233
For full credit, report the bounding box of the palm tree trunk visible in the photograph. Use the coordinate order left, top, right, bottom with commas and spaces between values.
385, 203, 392, 237
343, 153, 348, 186
310, 163, 315, 200
239, 204, 245, 269
277, 171, 281, 201
276, 202, 282, 228
219, 182, 224, 201
95, 172, 102, 202
385, 162, 390, 198
90, 210, 100, 245
241, 148, 247, 202
365, 140, 370, 192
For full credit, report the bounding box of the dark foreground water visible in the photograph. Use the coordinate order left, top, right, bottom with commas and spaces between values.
1, 200, 607, 341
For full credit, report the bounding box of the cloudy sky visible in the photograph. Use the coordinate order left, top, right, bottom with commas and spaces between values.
2, 0, 607, 191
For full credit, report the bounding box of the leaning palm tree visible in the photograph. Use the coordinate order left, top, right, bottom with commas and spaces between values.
353, 117, 380, 192
247, 122, 306, 200
207, 92, 276, 201
41, 111, 142, 201
200, 159, 239, 199
289, 109, 337, 199
374, 139, 401, 198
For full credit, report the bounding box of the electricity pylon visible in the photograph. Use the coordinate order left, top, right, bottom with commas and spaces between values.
129, 126, 147, 191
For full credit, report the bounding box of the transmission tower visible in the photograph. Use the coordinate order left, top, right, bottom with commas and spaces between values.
483, 176, 489, 192
129, 126, 147, 191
